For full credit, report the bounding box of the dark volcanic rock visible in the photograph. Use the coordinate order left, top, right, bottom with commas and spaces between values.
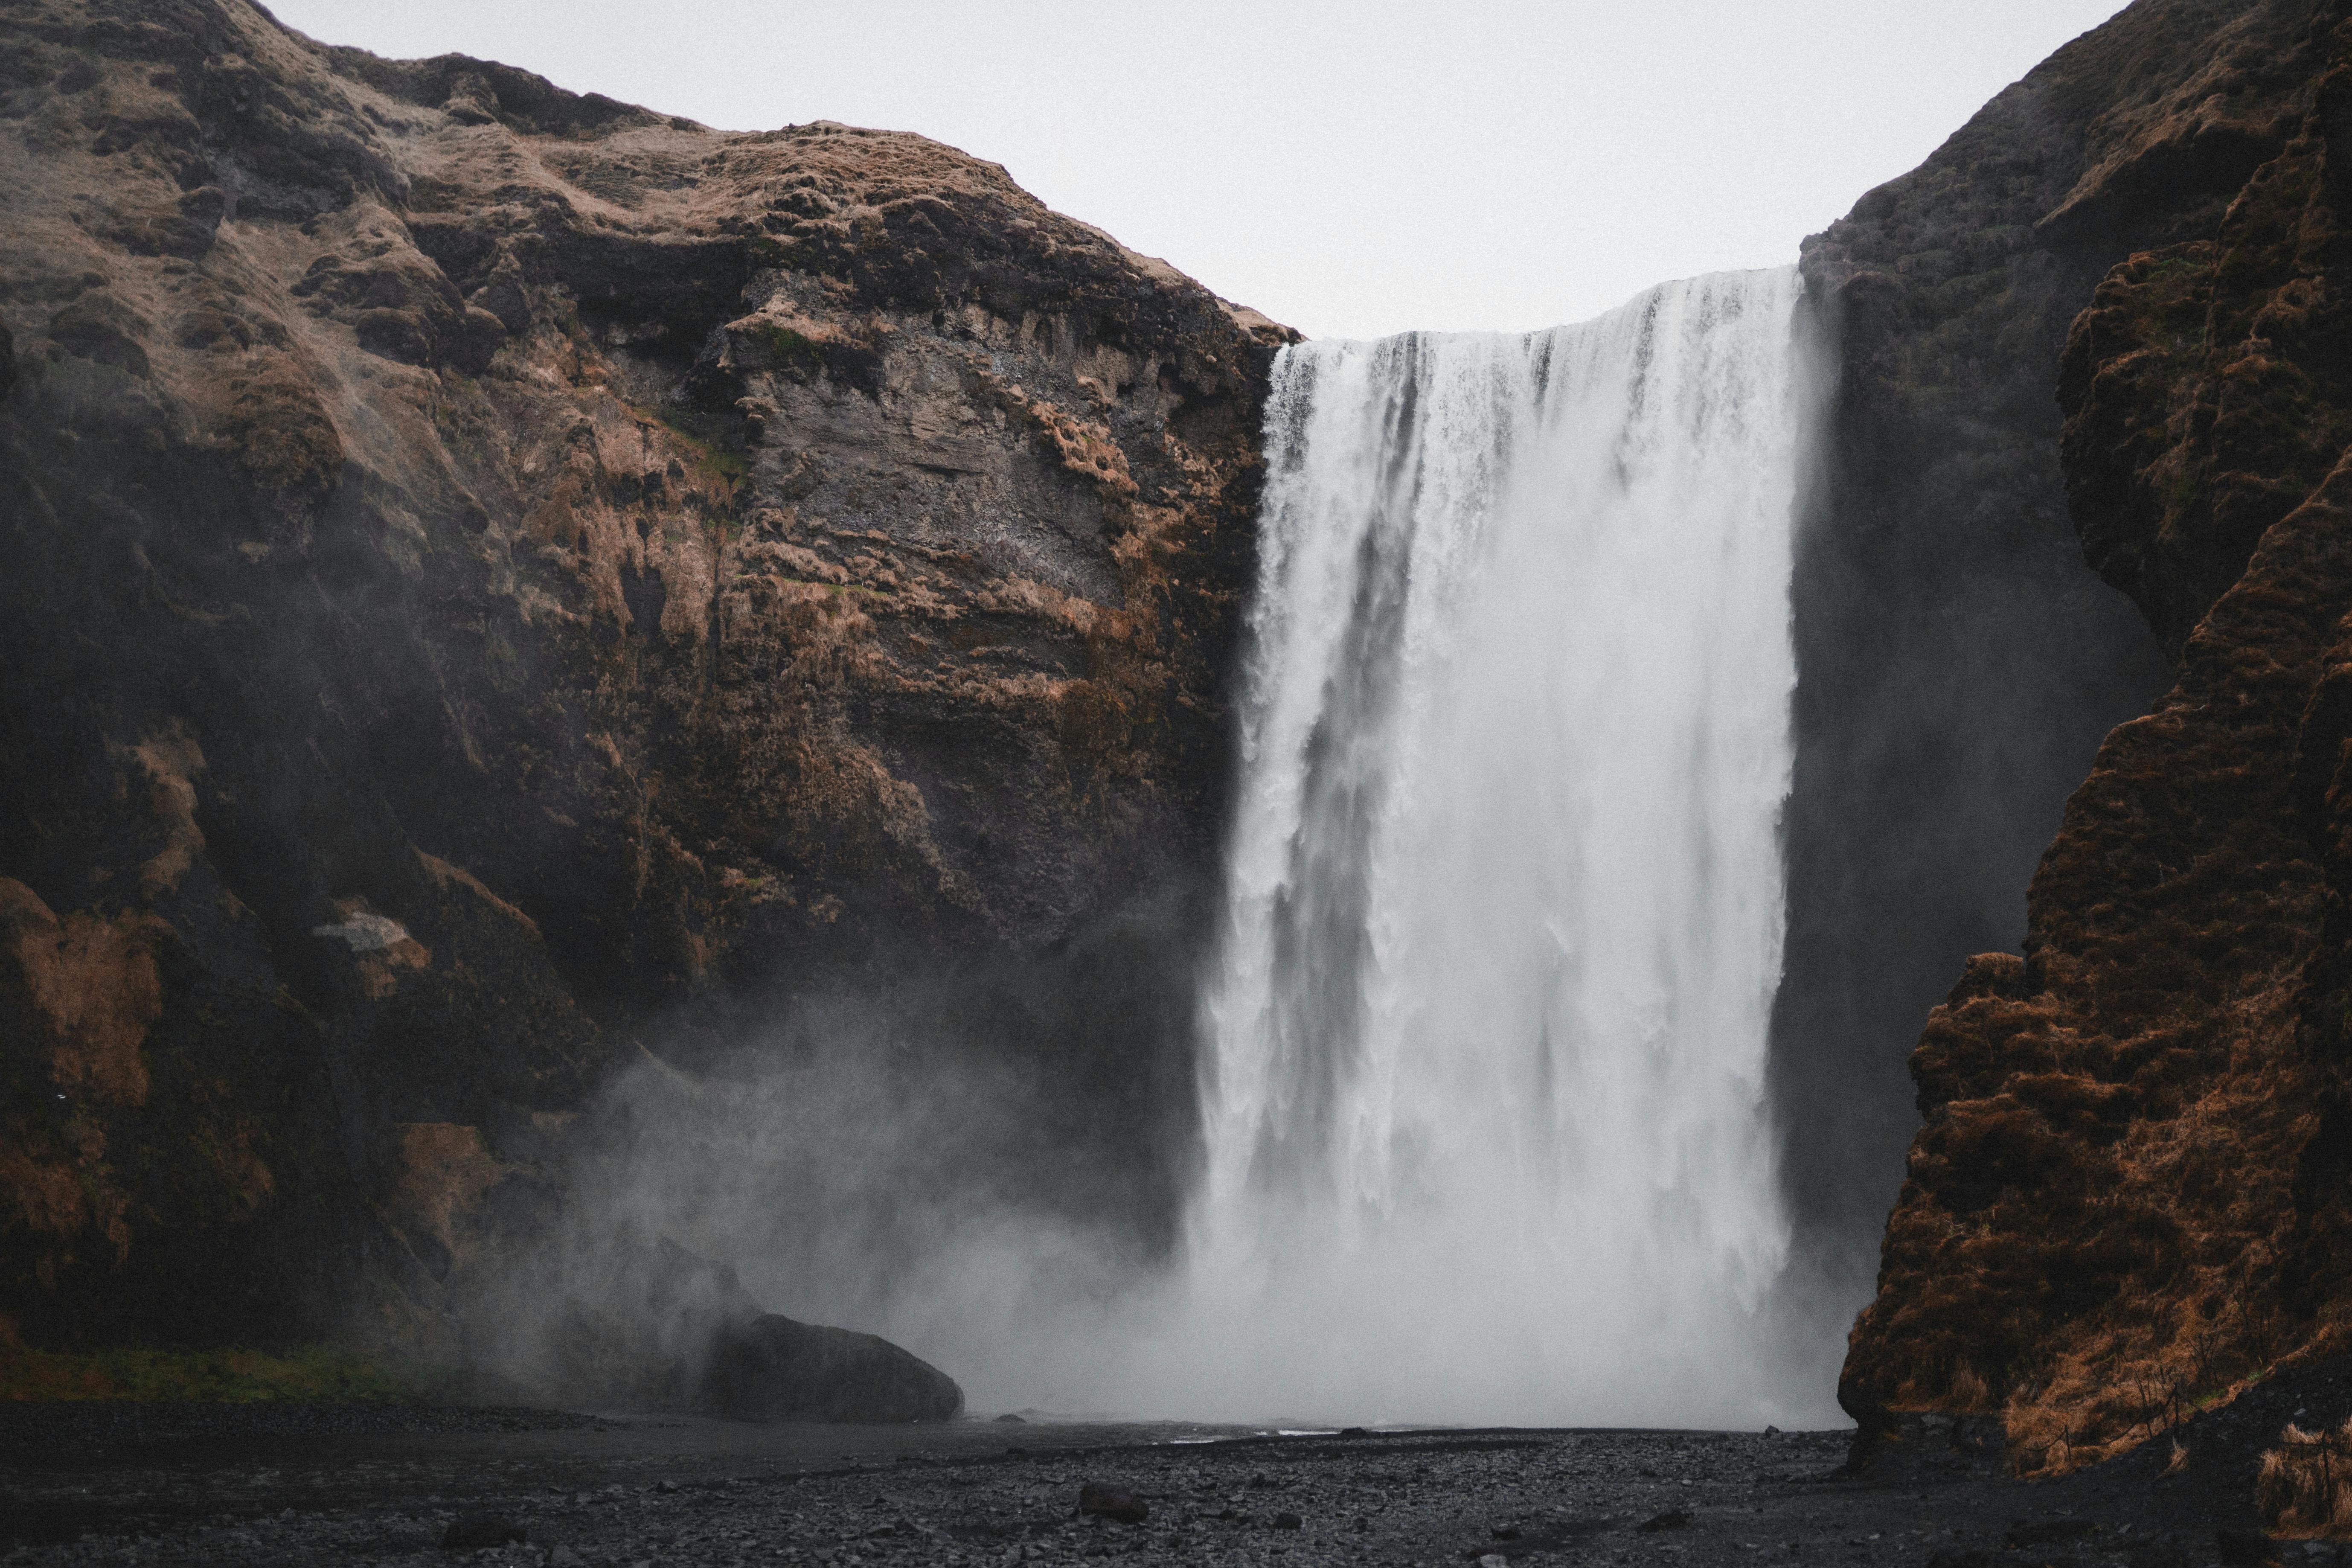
700, 1312, 962, 1423
502, 1235, 958, 1422
1078, 1482, 1150, 1523
0, 0, 1287, 1352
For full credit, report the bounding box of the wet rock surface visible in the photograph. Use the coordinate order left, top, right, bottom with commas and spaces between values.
1774, 0, 2241, 1295
0, 1400, 2327, 1568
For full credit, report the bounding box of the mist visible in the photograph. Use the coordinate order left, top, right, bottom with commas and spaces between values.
465, 271, 1849, 1433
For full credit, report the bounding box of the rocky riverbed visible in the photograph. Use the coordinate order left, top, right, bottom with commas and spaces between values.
6, 1366, 2345, 1568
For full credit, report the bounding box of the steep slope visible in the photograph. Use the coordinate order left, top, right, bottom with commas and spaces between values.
1838, 0, 2352, 1477
0, 0, 1287, 1350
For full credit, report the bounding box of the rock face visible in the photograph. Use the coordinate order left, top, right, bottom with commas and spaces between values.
0, 0, 1286, 1352
1778, 0, 2319, 1292
1838, 0, 2352, 1475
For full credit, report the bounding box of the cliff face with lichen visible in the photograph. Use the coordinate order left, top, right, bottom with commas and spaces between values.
1778, 0, 2352, 1312
1836, 0, 2352, 1477
0, 0, 1287, 1350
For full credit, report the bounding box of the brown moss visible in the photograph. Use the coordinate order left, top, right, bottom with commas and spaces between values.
1847, 436, 2352, 1471
0, 880, 161, 1108
1026, 400, 1138, 496
125, 727, 205, 897
387, 1124, 503, 1265
0, 0, 1283, 1348
414, 850, 541, 942
1845, 23, 2352, 1457
0, 1115, 131, 1264
212, 356, 345, 517
2062, 93, 2352, 651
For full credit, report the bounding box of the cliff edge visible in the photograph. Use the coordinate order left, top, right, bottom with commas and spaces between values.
0, 0, 1289, 1352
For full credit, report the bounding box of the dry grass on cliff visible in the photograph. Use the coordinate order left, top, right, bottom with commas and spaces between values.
2260, 1419, 2352, 1539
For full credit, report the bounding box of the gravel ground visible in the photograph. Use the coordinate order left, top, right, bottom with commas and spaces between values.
4, 1371, 2348, 1568
0, 1404, 622, 1454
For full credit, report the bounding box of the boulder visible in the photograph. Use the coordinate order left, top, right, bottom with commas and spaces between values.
698, 1312, 962, 1424
515, 1236, 961, 1424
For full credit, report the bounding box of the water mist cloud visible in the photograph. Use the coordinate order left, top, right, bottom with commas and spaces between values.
465, 274, 1847, 1434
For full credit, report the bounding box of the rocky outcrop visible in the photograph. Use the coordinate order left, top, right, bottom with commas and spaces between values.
1777, 5, 2242, 1294
0, 0, 1286, 1353
1839, 0, 2352, 1477
1783, 0, 2325, 1317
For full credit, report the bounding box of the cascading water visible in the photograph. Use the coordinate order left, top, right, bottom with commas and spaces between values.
1185, 267, 1816, 1427
544, 269, 1837, 1431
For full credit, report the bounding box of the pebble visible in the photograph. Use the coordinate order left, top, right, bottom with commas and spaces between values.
0, 1409, 2281, 1567
1076, 1481, 1148, 1524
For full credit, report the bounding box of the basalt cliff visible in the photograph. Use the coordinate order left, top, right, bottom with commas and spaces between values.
0, 0, 1287, 1360
1827, 0, 2352, 1479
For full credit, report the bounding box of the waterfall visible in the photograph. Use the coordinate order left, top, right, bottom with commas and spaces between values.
1188, 267, 1812, 1427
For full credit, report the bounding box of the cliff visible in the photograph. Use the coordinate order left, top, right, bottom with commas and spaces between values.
1776, 0, 2319, 1301
0, 0, 1288, 1351
1835, 0, 2352, 1476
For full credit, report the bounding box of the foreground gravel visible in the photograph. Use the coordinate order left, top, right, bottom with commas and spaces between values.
0, 1381, 2339, 1568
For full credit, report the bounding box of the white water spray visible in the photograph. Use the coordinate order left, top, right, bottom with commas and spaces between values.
555, 270, 1836, 1431
1184, 267, 1812, 1427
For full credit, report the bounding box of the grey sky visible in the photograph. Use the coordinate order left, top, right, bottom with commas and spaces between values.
266, 0, 2131, 340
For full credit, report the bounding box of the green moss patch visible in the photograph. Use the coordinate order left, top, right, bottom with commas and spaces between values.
626, 402, 750, 488
747, 320, 828, 376
0, 1343, 422, 1403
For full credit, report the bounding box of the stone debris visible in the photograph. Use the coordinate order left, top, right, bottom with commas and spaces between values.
0, 1410, 2304, 1568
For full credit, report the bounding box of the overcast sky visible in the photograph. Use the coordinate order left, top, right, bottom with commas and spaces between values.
266, 0, 2131, 340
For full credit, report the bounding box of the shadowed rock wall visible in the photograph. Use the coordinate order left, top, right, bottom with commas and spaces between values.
1836, 0, 2352, 1477
1778, 0, 2320, 1313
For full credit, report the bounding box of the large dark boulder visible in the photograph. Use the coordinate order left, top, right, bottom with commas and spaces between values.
700, 1313, 963, 1423
508, 1241, 964, 1420
502, 1236, 960, 1423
